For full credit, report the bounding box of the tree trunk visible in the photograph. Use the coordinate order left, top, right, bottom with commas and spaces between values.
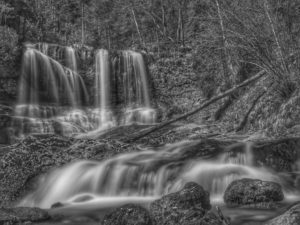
81, 2, 85, 45
263, 0, 289, 75
216, 0, 232, 88
132, 8, 145, 48
177, 7, 184, 46
127, 70, 266, 142
160, 0, 166, 36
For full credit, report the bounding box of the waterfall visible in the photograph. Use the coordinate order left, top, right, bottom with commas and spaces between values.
12, 43, 157, 138
14, 45, 92, 137
93, 49, 116, 129
121, 51, 156, 124
19, 141, 295, 209
95, 49, 110, 109
65, 47, 78, 72
65, 46, 89, 106
90, 49, 156, 130
18, 46, 88, 107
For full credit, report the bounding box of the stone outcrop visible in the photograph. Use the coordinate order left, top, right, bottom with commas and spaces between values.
0, 207, 49, 224
252, 138, 300, 172
224, 179, 284, 208
150, 182, 222, 225
265, 203, 300, 225
102, 204, 153, 225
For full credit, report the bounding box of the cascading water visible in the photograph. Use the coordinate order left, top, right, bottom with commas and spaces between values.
14, 44, 91, 137
122, 51, 156, 124
11, 43, 157, 138
19, 141, 299, 210
93, 49, 116, 129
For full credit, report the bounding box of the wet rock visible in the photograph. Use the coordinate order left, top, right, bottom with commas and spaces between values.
0, 78, 17, 103
102, 204, 153, 225
0, 105, 13, 115
51, 202, 64, 209
0, 128, 15, 145
0, 115, 14, 144
224, 179, 284, 207
265, 203, 300, 225
253, 138, 300, 172
0, 207, 49, 224
150, 182, 222, 225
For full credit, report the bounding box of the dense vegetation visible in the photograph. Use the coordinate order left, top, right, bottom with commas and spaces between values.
1, 0, 300, 134
1, 2, 300, 225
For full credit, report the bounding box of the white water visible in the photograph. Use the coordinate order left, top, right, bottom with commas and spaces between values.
122, 51, 156, 124
15, 45, 91, 137
13, 43, 157, 138
94, 49, 116, 130
19, 141, 296, 210
18, 46, 88, 107
65, 46, 89, 106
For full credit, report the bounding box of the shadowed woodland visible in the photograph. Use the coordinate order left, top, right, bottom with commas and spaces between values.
0, 1, 300, 225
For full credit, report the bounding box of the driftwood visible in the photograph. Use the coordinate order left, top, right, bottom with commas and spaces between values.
128, 70, 266, 142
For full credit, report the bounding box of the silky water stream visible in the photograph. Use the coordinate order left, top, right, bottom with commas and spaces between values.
19, 141, 300, 224
12, 44, 157, 139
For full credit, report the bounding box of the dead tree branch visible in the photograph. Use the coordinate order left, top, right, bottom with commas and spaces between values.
127, 70, 266, 142
235, 89, 267, 132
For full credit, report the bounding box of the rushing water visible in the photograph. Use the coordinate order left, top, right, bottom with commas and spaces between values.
94, 49, 116, 130
12, 44, 157, 138
19, 141, 300, 213
121, 51, 156, 124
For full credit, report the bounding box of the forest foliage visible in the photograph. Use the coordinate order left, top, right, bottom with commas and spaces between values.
1, 0, 300, 102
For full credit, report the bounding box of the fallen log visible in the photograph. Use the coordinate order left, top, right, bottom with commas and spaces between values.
235, 89, 267, 132
128, 70, 266, 142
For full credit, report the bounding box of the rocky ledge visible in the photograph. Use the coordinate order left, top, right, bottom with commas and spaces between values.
0, 207, 49, 224
265, 203, 300, 225
102, 182, 225, 225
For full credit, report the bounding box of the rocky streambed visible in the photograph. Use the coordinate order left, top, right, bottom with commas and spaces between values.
0, 125, 299, 225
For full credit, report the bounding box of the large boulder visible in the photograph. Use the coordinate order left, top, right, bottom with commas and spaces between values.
0, 207, 49, 224
224, 179, 284, 207
265, 203, 300, 225
102, 204, 153, 225
150, 182, 222, 225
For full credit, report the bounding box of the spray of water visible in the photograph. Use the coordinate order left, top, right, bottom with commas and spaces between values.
19, 141, 298, 210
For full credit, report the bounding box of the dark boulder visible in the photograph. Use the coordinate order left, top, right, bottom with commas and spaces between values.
51, 202, 64, 209
0, 207, 49, 224
150, 182, 222, 225
224, 179, 284, 207
102, 204, 153, 225
265, 203, 300, 225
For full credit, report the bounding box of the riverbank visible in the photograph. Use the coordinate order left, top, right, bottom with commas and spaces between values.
0, 124, 299, 224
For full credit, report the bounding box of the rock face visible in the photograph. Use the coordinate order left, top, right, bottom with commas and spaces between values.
224, 179, 284, 207
0, 207, 49, 224
150, 182, 222, 225
265, 203, 300, 225
252, 138, 300, 172
102, 204, 153, 225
